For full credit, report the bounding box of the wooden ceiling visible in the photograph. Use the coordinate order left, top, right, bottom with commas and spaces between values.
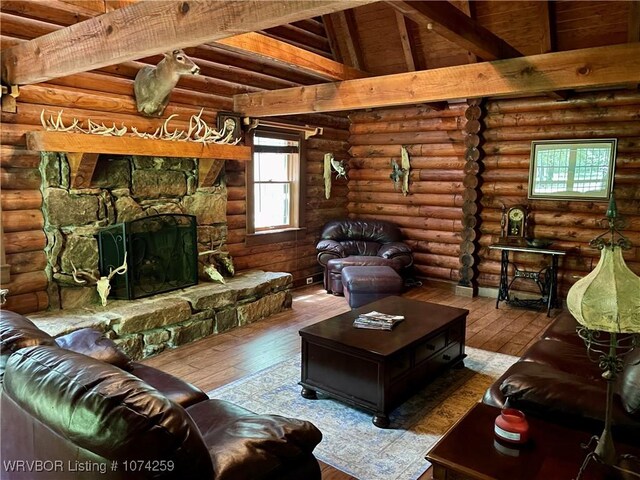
1, 0, 638, 116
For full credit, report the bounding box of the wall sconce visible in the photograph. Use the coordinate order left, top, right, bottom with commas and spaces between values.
390, 146, 411, 196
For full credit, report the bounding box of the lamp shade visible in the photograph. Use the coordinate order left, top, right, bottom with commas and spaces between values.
567, 246, 640, 333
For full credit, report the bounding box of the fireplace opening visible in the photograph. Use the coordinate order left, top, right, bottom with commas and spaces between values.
97, 214, 198, 300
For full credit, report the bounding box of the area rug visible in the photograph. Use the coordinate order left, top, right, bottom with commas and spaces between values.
208, 347, 518, 480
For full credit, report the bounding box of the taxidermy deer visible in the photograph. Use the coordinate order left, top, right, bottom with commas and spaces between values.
71, 253, 128, 307
134, 50, 200, 117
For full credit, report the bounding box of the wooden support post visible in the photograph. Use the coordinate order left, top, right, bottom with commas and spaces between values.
457, 100, 484, 297
198, 158, 225, 188
67, 152, 99, 188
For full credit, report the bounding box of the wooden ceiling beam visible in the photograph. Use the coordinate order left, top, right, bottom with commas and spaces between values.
234, 43, 640, 117
1, 0, 378, 85
387, 0, 522, 61
215, 32, 368, 81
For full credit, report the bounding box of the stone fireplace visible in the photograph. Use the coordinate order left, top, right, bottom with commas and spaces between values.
40, 152, 227, 309
32, 152, 293, 360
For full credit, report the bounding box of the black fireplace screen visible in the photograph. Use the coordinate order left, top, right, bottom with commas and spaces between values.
97, 214, 198, 300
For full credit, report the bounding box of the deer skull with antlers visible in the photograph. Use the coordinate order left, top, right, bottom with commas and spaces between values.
71, 253, 128, 306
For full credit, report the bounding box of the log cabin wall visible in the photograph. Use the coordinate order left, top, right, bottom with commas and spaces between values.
0, 2, 347, 314
348, 103, 468, 283
348, 90, 640, 298
479, 90, 640, 298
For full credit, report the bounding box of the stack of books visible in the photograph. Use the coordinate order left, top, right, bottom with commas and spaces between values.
353, 311, 404, 331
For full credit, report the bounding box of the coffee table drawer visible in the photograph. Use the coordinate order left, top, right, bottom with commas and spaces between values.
415, 332, 447, 364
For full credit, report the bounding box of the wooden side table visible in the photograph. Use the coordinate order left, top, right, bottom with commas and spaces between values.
489, 243, 566, 317
427, 403, 640, 480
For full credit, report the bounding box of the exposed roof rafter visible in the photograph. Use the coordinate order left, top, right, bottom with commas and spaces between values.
386, 0, 521, 61
215, 32, 368, 81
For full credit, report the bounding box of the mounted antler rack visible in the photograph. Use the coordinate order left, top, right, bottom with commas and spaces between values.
243, 118, 322, 139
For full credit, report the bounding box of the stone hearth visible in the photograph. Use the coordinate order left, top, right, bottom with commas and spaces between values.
28, 271, 293, 360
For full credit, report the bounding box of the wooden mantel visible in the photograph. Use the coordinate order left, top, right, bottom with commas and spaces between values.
26, 131, 251, 188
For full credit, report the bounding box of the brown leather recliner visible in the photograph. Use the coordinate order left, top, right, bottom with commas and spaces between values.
316, 219, 413, 294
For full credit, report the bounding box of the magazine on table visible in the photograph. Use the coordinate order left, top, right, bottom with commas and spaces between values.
353, 310, 404, 331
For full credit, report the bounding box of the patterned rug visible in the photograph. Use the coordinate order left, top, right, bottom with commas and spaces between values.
208, 347, 518, 480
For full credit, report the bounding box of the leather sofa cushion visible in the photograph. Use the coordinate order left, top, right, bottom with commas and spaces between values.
4, 345, 214, 478
341, 240, 381, 257
499, 361, 640, 435
56, 328, 132, 370
520, 339, 603, 382
187, 399, 322, 480
0, 310, 56, 384
129, 362, 208, 408
541, 311, 585, 346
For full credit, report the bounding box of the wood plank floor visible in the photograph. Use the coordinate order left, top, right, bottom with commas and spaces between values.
143, 284, 560, 480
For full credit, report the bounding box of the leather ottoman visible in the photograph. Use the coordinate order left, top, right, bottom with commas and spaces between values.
341, 266, 403, 309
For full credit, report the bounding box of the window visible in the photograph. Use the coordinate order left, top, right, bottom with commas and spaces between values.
247, 130, 305, 243
528, 139, 617, 200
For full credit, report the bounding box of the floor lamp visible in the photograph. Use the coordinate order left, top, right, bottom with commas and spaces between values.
566, 195, 640, 479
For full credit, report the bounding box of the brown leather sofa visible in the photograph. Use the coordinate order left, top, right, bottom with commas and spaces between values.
316, 219, 413, 294
483, 311, 640, 442
0, 310, 323, 479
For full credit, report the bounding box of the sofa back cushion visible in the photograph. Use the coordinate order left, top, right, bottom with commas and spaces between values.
4, 345, 214, 478
320, 220, 402, 244
0, 310, 56, 385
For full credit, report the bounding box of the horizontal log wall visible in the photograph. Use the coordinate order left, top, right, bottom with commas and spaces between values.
348, 104, 468, 283
480, 90, 640, 297
226, 122, 350, 286
0, 2, 342, 313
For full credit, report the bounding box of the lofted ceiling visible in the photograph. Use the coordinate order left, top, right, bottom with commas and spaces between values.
0, 0, 638, 116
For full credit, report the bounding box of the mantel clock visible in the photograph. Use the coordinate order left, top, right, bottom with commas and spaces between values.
501, 205, 529, 240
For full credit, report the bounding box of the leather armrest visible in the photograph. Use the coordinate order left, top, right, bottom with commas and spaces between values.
187, 399, 322, 480
316, 240, 344, 266
56, 328, 132, 371
377, 242, 412, 262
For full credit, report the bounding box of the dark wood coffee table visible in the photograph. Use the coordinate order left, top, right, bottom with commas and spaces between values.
298, 296, 468, 428
427, 403, 640, 480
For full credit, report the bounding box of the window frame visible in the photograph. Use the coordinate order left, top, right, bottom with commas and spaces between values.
528, 138, 617, 201
246, 128, 306, 246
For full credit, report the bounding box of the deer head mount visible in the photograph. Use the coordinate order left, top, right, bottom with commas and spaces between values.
71, 253, 128, 306
134, 50, 200, 117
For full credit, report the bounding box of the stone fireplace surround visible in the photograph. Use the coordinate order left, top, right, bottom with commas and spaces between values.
34, 152, 293, 359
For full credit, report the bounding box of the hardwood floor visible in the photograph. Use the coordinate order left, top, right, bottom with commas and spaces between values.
143, 284, 560, 480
